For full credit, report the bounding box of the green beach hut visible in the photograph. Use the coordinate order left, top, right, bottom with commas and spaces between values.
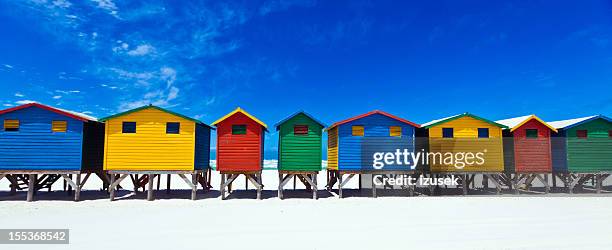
275, 111, 325, 199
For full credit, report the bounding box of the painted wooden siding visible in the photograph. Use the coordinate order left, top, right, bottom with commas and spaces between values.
428, 116, 504, 172
0, 106, 84, 170
337, 114, 416, 171
278, 113, 323, 171
216, 112, 263, 171
551, 130, 568, 172
513, 119, 552, 172
566, 119, 612, 172
104, 108, 196, 170
194, 124, 211, 170
327, 127, 338, 170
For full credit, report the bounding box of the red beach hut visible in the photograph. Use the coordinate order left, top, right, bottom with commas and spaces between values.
212, 107, 267, 199
496, 115, 557, 193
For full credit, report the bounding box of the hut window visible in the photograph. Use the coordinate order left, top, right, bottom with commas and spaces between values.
3, 119, 19, 132
232, 125, 247, 135
525, 129, 538, 138
442, 128, 453, 138
166, 122, 180, 134
390, 126, 402, 137
576, 130, 587, 139
478, 128, 489, 138
122, 122, 136, 133
352, 126, 364, 136
293, 125, 308, 135
52, 120, 67, 132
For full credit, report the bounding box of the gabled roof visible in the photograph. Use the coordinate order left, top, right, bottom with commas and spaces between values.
212, 107, 268, 131
548, 115, 611, 129
496, 115, 557, 133
0, 102, 97, 122
325, 110, 420, 131
99, 105, 213, 128
274, 111, 326, 131
422, 113, 508, 129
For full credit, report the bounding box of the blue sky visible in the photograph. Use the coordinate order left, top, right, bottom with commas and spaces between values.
1, 1, 611, 158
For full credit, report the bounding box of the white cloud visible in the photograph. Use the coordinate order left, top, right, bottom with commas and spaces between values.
167, 86, 179, 100
100, 83, 118, 90
14, 93, 24, 97
3, 64, 13, 69
3, 104, 13, 107
91, 0, 119, 17
55, 90, 81, 94
52, 95, 62, 99
82, 111, 93, 114
52, 0, 72, 8
15, 100, 37, 105
127, 44, 155, 56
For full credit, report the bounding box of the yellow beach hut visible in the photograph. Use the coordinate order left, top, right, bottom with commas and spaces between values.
99, 105, 213, 201
422, 113, 507, 194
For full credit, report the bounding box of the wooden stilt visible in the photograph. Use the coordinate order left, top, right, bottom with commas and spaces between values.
220, 173, 226, 200
293, 175, 296, 190
313, 173, 318, 200
75, 174, 82, 201
147, 174, 154, 201
278, 173, 283, 199
27, 174, 36, 202
338, 173, 343, 198
462, 174, 468, 195
109, 174, 116, 201
166, 174, 171, 194
191, 173, 197, 200
371, 174, 376, 198
256, 172, 262, 200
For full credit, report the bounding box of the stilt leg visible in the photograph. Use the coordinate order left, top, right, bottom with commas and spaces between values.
278, 173, 283, 200
27, 174, 36, 202
75, 174, 82, 202
596, 174, 602, 194
191, 173, 197, 200
221, 174, 226, 200
109, 174, 116, 201
313, 173, 318, 200
147, 174, 154, 201
338, 173, 343, 199
462, 174, 468, 195
166, 174, 171, 194
293, 175, 296, 190
371, 174, 377, 198
256, 172, 262, 200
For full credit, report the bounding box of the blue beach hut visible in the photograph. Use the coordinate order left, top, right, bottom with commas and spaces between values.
0, 102, 105, 201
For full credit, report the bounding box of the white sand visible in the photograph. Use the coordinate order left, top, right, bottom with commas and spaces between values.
1, 170, 612, 250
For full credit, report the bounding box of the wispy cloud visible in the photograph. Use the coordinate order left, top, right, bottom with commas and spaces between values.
127, 44, 155, 56
15, 100, 37, 105
55, 89, 81, 94
6, 0, 317, 115
91, 0, 119, 17
14, 93, 24, 97
3, 64, 14, 69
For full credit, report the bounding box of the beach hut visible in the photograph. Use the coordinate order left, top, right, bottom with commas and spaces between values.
212, 107, 267, 199
0, 102, 104, 201
548, 115, 612, 193
422, 113, 507, 194
275, 111, 325, 199
496, 115, 557, 193
325, 110, 420, 198
99, 105, 212, 201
